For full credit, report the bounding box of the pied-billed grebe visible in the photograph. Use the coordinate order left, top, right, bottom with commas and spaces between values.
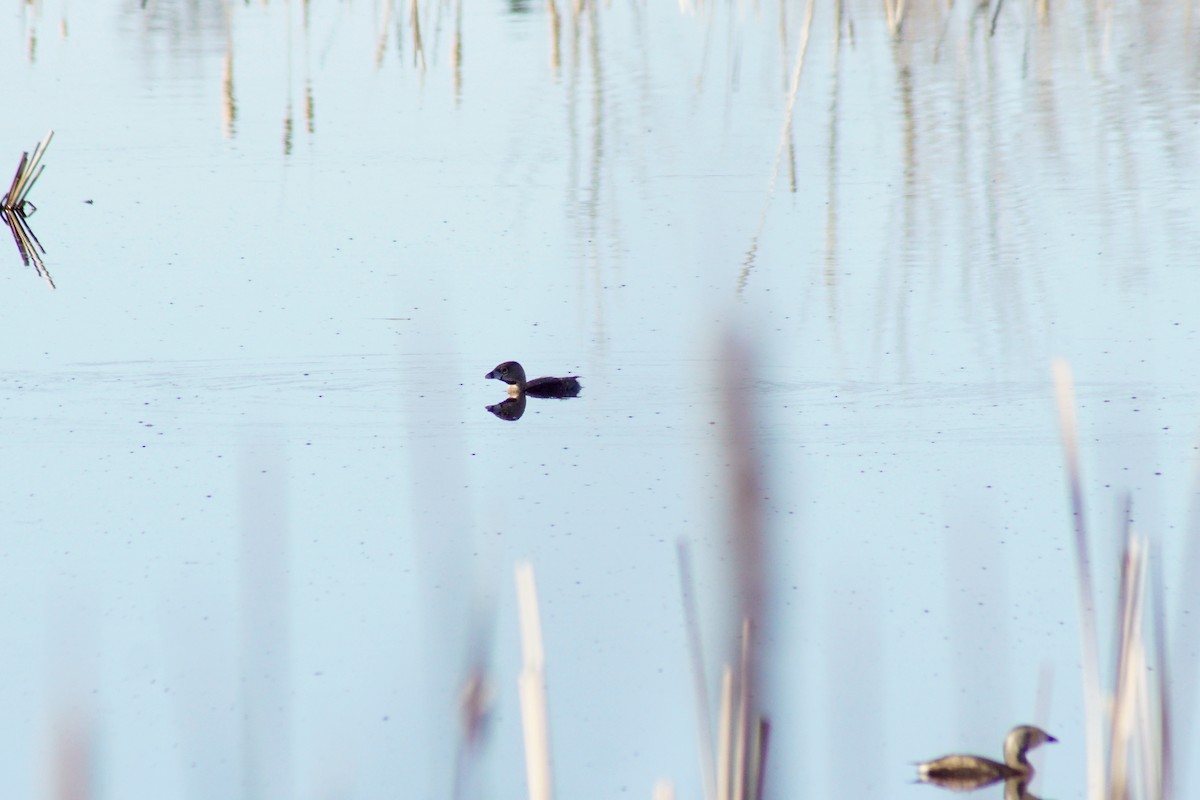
485, 361, 581, 398
917, 725, 1057, 792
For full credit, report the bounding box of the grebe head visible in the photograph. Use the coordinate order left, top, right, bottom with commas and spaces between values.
1003, 725, 1057, 769
485, 361, 527, 388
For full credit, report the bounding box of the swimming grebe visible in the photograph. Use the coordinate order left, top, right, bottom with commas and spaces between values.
485, 361, 581, 398
917, 725, 1057, 791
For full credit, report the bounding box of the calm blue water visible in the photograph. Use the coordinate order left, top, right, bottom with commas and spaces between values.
1, 1, 1197, 798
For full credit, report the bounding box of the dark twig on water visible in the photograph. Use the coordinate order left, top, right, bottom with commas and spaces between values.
989, 0, 1006, 36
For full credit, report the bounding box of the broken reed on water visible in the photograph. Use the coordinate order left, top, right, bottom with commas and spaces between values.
3, 130, 54, 215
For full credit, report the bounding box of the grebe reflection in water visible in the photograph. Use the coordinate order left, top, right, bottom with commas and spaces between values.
486, 394, 527, 421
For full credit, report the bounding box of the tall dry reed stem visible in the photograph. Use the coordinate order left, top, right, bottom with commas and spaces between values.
1052, 358, 1106, 800
721, 335, 771, 800
677, 334, 773, 800
3, 130, 54, 214
1053, 359, 1173, 800
1107, 529, 1171, 800
706, 619, 769, 800
717, 666, 734, 800
1149, 550, 1173, 800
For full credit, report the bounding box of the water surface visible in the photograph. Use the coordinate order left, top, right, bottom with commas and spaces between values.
1, 1, 1198, 798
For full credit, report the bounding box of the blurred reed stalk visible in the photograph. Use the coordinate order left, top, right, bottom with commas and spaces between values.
1107, 527, 1171, 800
677, 334, 773, 800
547, 0, 562, 74
52, 713, 92, 800
884, 0, 907, 37
678, 540, 719, 800
1052, 359, 1173, 800
653, 779, 676, 800
453, 590, 497, 800
515, 561, 554, 800
676, 556, 770, 800
720, 333, 772, 800
2, 130, 53, 215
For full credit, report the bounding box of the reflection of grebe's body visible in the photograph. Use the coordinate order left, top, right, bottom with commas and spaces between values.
485, 361, 581, 398
486, 394, 527, 421
917, 725, 1057, 792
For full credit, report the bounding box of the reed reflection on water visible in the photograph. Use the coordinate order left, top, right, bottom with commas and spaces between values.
0, 207, 51, 287
446, 0, 1186, 337
10, 0, 1195, 360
